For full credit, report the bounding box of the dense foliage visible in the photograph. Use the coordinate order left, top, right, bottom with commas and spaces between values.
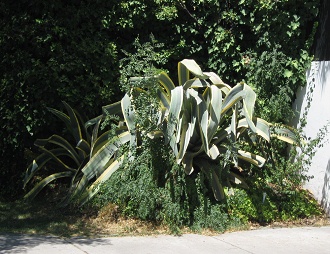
0, 1, 119, 199
0, 0, 321, 214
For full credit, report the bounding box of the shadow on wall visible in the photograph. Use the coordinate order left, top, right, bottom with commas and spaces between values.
291, 61, 322, 129
321, 159, 330, 215
320, 61, 330, 94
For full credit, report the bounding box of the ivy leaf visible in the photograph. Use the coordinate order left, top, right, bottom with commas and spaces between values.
284, 69, 293, 78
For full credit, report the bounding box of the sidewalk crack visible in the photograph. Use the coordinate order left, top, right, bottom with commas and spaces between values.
211, 236, 255, 254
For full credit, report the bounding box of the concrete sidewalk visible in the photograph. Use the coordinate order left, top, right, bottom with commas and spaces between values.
1, 226, 330, 254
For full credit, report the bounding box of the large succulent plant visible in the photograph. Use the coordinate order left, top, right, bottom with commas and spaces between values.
132, 59, 297, 200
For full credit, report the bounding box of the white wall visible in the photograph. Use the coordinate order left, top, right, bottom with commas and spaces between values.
293, 61, 330, 214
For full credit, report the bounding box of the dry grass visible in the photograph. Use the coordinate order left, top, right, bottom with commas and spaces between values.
82, 203, 330, 237
1, 200, 329, 238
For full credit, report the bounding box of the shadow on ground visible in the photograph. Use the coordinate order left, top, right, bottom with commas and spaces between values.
0, 233, 112, 254
0, 199, 99, 237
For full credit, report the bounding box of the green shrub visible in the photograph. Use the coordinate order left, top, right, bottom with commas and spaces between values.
192, 205, 231, 233
92, 138, 191, 231
93, 138, 245, 233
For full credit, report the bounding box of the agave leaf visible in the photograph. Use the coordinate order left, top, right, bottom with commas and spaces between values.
23, 148, 69, 187
181, 90, 201, 153
37, 146, 77, 172
197, 161, 221, 199
210, 169, 225, 201
156, 73, 174, 110
207, 85, 222, 142
242, 83, 256, 119
76, 139, 91, 158
85, 115, 103, 130
90, 115, 102, 153
241, 84, 257, 133
237, 150, 266, 167
122, 94, 136, 150
178, 60, 191, 86
78, 155, 125, 206
203, 72, 224, 85
230, 105, 238, 166
157, 71, 176, 95
102, 100, 123, 117
65, 174, 89, 206
215, 83, 231, 95
221, 83, 246, 115
164, 122, 179, 157
238, 117, 271, 142
177, 91, 199, 163
59, 155, 91, 206
62, 101, 82, 145
47, 107, 72, 133
181, 152, 195, 174
188, 94, 198, 140
177, 104, 190, 163
176, 115, 183, 144
74, 109, 91, 144
179, 59, 209, 80
188, 88, 209, 156
209, 144, 220, 160
23, 171, 73, 201
91, 130, 114, 157
157, 89, 171, 110
212, 128, 231, 146
228, 171, 249, 189
196, 159, 225, 201
230, 104, 238, 140
183, 78, 210, 90
270, 124, 299, 145
34, 135, 81, 166
165, 87, 183, 146
198, 94, 209, 156
82, 131, 130, 181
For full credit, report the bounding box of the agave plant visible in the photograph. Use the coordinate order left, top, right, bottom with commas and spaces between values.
127, 59, 298, 200
23, 99, 135, 206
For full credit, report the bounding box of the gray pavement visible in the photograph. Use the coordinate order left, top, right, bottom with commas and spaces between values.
1, 226, 330, 254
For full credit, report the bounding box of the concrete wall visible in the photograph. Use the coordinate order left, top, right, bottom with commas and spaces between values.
293, 61, 330, 214
292, 0, 330, 214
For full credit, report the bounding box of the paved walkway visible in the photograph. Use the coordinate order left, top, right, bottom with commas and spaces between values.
1, 226, 330, 254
